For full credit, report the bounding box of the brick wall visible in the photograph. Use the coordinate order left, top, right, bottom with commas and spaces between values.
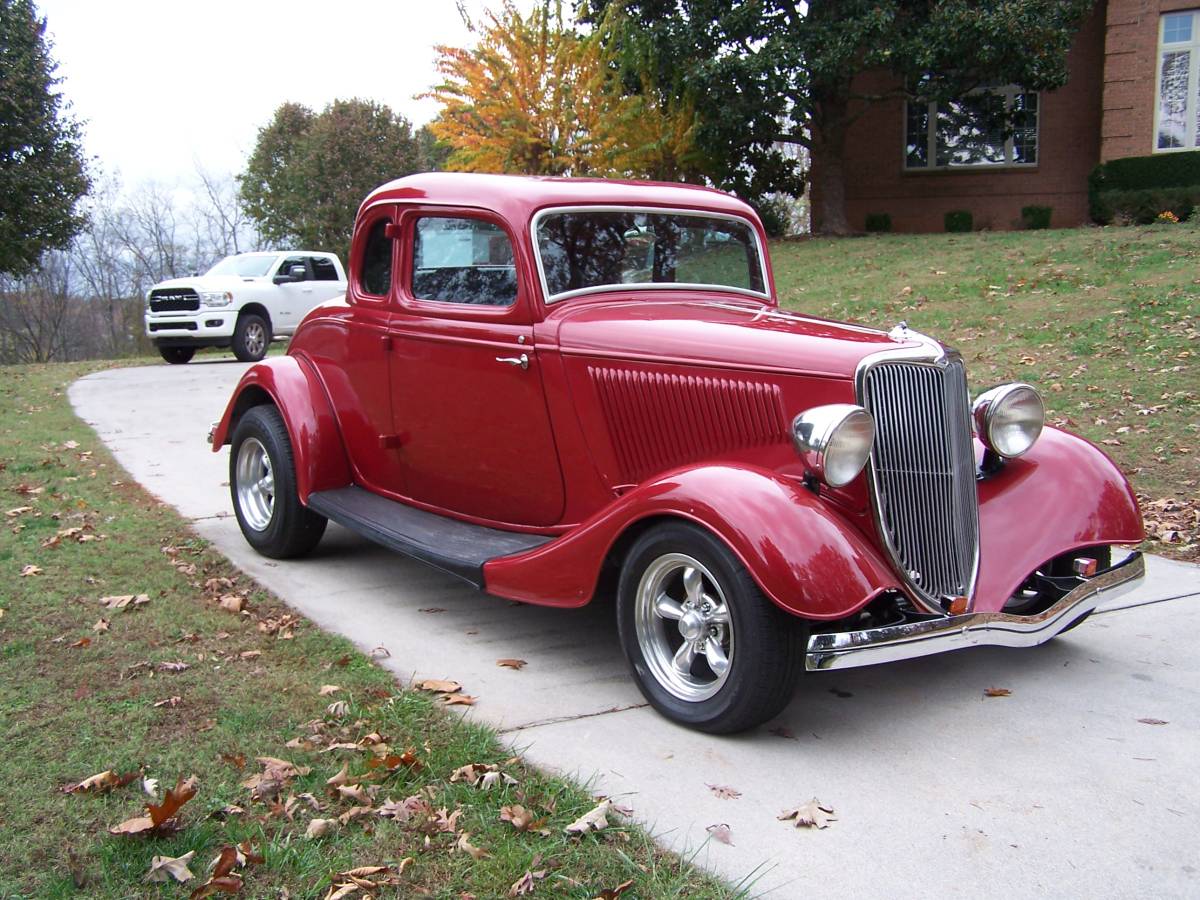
1102, 0, 1198, 161
816, 4, 1108, 232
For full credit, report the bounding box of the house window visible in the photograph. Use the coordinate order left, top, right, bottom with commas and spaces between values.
1156, 10, 1200, 151
905, 88, 1038, 169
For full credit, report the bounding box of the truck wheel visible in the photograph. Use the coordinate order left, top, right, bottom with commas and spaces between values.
616, 521, 804, 733
232, 313, 271, 362
230, 405, 326, 558
158, 346, 195, 365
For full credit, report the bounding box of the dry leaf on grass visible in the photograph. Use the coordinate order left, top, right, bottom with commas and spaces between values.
190, 875, 243, 897
707, 784, 741, 800
68, 637, 91, 649
157, 661, 190, 673
5, 506, 33, 517
415, 679, 462, 694
153, 696, 182, 708
456, 832, 490, 860
508, 869, 548, 896
110, 775, 199, 835
306, 818, 338, 839
778, 798, 837, 829
336, 784, 372, 805
144, 851, 194, 883
983, 687, 1012, 698
19, 564, 42, 577
564, 799, 615, 834
326, 763, 351, 789
218, 594, 245, 613
318, 684, 342, 696
64, 770, 137, 794
594, 878, 635, 899
99, 594, 150, 610
326, 700, 350, 717
92, 618, 110, 633
499, 804, 549, 834
496, 658, 527, 670
706, 823, 734, 845
366, 750, 422, 773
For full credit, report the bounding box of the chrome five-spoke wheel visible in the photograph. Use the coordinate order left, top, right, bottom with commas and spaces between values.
235, 436, 275, 531
242, 321, 266, 358
635, 554, 733, 702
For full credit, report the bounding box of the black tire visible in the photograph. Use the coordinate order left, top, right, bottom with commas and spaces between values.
616, 521, 805, 733
229, 405, 326, 558
232, 313, 271, 362
158, 345, 195, 365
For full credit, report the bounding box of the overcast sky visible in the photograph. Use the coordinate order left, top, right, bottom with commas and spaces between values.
38, 0, 531, 188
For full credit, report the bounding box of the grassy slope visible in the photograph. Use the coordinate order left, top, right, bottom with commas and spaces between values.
770, 222, 1200, 557
0, 362, 734, 898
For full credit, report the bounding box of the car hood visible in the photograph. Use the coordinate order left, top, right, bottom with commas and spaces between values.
550, 296, 921, 380
149, 275, 264, 292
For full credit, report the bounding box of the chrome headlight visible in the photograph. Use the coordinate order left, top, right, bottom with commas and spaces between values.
200, 290, 233, 307
972, 383, 1044, 459
792, 404, 875, 488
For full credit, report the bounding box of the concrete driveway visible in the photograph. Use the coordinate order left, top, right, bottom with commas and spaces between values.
71, 359, 1200, 898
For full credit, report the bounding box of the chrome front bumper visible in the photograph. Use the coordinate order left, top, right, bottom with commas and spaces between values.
806, 552, 1145, 671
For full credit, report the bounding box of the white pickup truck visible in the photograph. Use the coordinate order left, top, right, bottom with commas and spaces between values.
144, 251, 348, 363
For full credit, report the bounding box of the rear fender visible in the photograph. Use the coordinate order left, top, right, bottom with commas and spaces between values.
210, 356, 351, 502
483, 464, 899, 620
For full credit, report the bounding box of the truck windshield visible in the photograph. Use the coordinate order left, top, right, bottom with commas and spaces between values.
535, 209, 767, 303
204, 254, 277, 278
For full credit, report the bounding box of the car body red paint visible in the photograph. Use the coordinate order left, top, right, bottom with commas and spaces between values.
212, 173, 1144, 729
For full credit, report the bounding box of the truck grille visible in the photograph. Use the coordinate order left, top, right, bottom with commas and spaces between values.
149, 288, 199, 312
860, 359, 979, 608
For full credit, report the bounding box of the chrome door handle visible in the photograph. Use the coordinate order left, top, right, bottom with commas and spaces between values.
495, 353, 529, 370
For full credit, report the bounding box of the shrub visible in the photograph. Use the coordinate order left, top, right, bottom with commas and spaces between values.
1021, 205, 1052, 230
1088, 151, 1200, 223
756, 197, 792, 238
944, 210, 972, 233
1091, 185, 1199, 225
864, 212, 892, 233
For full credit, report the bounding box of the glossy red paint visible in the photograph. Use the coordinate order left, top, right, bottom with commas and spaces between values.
483, 464, 901, 620
973, 427, 1144, 612
211, 355, 350, 501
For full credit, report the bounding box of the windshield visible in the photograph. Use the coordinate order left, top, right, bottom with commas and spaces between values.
204, 254, 277, 278
535, 209, 766, 303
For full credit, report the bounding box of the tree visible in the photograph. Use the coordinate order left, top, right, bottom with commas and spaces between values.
0, 0, 90, 276
240, 99, 423, 259
592, 0, 1094, 233
426, 0, 701, 181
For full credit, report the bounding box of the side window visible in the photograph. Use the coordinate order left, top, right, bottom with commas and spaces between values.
360, 219, 393, 297
310, 256, 339, 281
277, 256, 307, 280
412, 216, 516, 307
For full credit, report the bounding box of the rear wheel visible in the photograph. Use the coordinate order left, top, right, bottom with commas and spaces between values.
232, 313, 271, 362
616, 522, 804, 733
158, 345, 195, 365
230, 405, 326, 558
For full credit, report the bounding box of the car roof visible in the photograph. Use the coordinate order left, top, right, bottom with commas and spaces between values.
360, 172, 760, 226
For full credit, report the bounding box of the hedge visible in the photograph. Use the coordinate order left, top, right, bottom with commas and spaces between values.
1089, 151, 1200, 223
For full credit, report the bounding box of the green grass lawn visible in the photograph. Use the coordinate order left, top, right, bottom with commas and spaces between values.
0, 363, 735, 898
771, 221, 1199, 559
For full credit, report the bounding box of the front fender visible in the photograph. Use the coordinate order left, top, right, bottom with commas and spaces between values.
483, 464, 900, 620
211, 356, 351, 503
974, 426, 1144, 612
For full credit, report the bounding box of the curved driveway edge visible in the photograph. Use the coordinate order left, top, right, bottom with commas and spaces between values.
71, 361, 1200, 898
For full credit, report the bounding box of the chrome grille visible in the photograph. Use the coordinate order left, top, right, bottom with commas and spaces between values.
150, 288, 199, 312
860, 359, 979, 607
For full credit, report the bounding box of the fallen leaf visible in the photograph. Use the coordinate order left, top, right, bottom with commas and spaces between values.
92, 618, 110, 633
594, 879, 635, 899
189, 875, 243, 897
68, 637, 91, 649
707, 784, 741, 800
154, 696, 182, 708
508, 869, 547, 896
337, 784, 372, 805
564, 799, 614, 834
415, 679, 461, 693
319, 684, 342, 696
20, 564, 42, 577
326, 764, 351, 788
326, 700, 349, 717
496, 658, 527, 670
456, 832, 490, 860
5, 506, 33, 517
441, 693, 476, 707
778, 798, 837, 829
239, 650, 261, 660
306, 818, 337, 839
157, 661, 190, 673
706, 823, 734, 845
145, 851, 195, 884
99, 594, 150, 610
147, 776, 200, 827
64, 770, 136, 794
370, 645, 390, 658
142, 777, 159, 797
983, 687, 1012, 698
218, 594, 245, 613
219, 752, 246, 770
1137, 717, 1169, 726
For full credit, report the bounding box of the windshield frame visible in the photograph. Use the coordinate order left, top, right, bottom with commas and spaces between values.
530, 205, 771, 305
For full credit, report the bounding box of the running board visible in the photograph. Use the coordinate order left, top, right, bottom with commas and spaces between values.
306, 486, 553, 589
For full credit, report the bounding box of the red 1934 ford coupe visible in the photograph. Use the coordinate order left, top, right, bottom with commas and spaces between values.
211, 173, 1145, 733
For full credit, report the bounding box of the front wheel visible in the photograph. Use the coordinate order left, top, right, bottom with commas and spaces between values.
616, 522, 805, 733
230, 405, 326, 558
232, 313, 271, 362
158, 345, 195, 365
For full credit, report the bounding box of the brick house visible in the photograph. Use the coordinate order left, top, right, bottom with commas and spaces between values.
815, 1, 1200, 232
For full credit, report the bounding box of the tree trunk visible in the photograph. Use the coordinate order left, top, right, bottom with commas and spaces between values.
809, 96, 851, 236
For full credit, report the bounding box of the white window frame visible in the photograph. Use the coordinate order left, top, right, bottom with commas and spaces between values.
1154, 9, 1200, 153
904, 87, 1039, 171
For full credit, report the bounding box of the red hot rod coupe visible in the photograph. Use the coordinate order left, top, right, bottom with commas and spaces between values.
211, 173, 1146, 733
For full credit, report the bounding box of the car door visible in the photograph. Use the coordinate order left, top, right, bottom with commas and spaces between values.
272, 254, 316, 333
386, 208, 565, 527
